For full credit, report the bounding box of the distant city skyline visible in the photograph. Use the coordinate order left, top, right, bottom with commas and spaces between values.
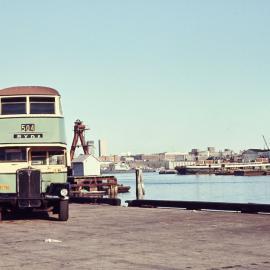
1, 0, 270, 154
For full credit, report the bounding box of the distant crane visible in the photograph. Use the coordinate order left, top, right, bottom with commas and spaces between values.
70, 119, 90, 160
262, 135, 270, 150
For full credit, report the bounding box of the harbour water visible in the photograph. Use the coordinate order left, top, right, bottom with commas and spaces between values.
115, 172, 270, 204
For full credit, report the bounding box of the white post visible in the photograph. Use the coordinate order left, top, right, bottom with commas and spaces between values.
136, 168, 145, 200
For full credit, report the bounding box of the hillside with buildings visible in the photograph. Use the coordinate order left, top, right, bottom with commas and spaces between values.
98, 146, 270, 173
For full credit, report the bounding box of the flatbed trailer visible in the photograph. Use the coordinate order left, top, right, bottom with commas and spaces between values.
68, 175, 119, 198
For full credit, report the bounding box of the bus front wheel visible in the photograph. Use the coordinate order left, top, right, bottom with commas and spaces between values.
58, 200, 69, 221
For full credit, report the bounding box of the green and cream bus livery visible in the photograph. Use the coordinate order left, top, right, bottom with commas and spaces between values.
0, 86, 70, 221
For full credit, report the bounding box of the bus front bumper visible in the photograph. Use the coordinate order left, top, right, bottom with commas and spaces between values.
0, 193, 68, 209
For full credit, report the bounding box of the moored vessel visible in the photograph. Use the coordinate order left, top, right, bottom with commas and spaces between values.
176, 162, 270, 175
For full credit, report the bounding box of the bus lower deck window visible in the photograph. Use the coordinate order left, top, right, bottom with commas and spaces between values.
49, 151, 65, 165
0, 148, 27, 161
31, 151, 47, 165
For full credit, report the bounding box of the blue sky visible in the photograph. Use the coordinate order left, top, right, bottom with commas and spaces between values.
0, 0, 270, 154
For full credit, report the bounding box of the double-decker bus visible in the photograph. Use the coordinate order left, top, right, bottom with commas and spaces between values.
0, 86, 69, 221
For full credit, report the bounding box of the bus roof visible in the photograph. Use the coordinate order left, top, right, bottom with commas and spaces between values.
0, 86, 60, 96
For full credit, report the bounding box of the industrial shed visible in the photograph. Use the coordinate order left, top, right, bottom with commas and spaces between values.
72, 154, 101, 176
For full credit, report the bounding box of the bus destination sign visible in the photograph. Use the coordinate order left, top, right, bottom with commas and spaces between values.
14, 134, 43, 139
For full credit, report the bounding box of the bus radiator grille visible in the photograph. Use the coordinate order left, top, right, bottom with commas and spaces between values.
17, 169, 41, 208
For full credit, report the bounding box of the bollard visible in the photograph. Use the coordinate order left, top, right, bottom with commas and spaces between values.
109, 184, 118, 198
136, 168, 145, 200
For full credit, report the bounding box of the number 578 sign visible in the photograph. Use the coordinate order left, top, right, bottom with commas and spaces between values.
21, 124, 35, 132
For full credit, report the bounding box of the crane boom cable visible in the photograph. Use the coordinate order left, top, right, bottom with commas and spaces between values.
262, 135, 270, 150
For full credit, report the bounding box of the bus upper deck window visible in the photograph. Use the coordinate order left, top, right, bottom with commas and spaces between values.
30, 97, 55, 114
1, 97, 26, 115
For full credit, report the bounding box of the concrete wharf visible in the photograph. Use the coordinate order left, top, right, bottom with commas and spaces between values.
1, 204, 270, 270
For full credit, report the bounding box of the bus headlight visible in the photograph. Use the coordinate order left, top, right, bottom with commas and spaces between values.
60, 188, 68, 197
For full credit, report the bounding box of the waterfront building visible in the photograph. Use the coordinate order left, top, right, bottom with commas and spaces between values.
242, 149, 270, 163
98, 139, 108, 157
141, 154, 161, 162
207, 147, 215, 153
164, 152, 189, 161
87, 140, 95, 156
72, 154, 101, 176
190, 149, 199, 155
99, 155, 120, 163
134, 154, 144, 161
121, 156, 135, 162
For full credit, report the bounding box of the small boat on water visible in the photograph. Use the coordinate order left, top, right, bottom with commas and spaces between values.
117, 184, 131, 193
159, 169, 177, 175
